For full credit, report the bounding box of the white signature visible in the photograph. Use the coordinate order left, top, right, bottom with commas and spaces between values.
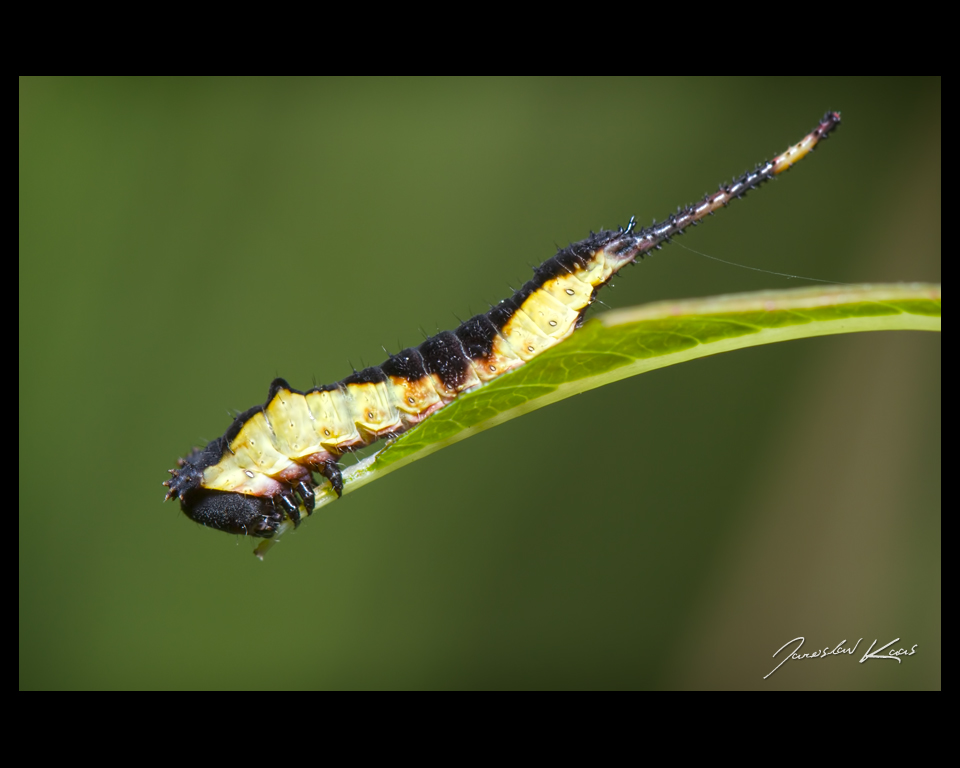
764, 637, 918, 679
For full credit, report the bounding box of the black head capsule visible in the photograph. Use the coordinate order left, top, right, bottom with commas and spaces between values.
165, 436, 285, 538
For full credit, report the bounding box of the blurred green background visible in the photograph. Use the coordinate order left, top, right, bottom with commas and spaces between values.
19, 77, 940, 690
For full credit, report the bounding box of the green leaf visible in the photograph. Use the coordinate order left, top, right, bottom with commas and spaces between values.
255, 283, 941, 559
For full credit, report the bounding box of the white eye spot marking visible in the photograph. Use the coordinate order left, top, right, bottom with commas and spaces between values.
527, 345, 535, 352
565, 288, 575, 295
407, 396, 415, 404
244, 470, 255, 478
489, 365, 496, 372
324, 429, 331, 436
548, 320, 557, 327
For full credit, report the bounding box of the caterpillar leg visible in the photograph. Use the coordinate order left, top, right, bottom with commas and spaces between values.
274, 476, 325, 528
276, 487, 302, 528
296, 479, 316, 514
318, 460, 343, 498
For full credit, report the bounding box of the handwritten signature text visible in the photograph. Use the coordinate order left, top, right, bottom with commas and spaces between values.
764, 637, 917, 679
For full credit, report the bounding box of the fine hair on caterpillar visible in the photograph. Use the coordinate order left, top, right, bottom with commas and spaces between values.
164, 112, 842, 540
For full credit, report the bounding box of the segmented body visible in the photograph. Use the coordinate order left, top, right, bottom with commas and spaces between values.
165, 112, 841, 538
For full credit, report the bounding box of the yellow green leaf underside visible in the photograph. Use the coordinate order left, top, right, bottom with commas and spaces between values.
255, 283, 941, 558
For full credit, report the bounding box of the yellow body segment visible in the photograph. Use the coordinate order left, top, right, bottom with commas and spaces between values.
266, 389, 318, 459
520, 285, 581, 337
499, 308, 554, 361
304, 389, 361, 452
350, 381, 404, 439
773, 133, 817, 174
387, 375, 443, 418
203, 413, 293, 495
485, 338, 526, 378
573, 251, 615, 287
540, 271, 596, 309
500, 264, 613, 361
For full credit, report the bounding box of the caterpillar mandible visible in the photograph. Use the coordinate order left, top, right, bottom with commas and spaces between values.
164, 112, 841, 538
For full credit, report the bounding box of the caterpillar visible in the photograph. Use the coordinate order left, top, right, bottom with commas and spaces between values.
165, 111, 841, 538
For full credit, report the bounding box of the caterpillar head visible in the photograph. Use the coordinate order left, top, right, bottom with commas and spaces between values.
163, 439, 284, 538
